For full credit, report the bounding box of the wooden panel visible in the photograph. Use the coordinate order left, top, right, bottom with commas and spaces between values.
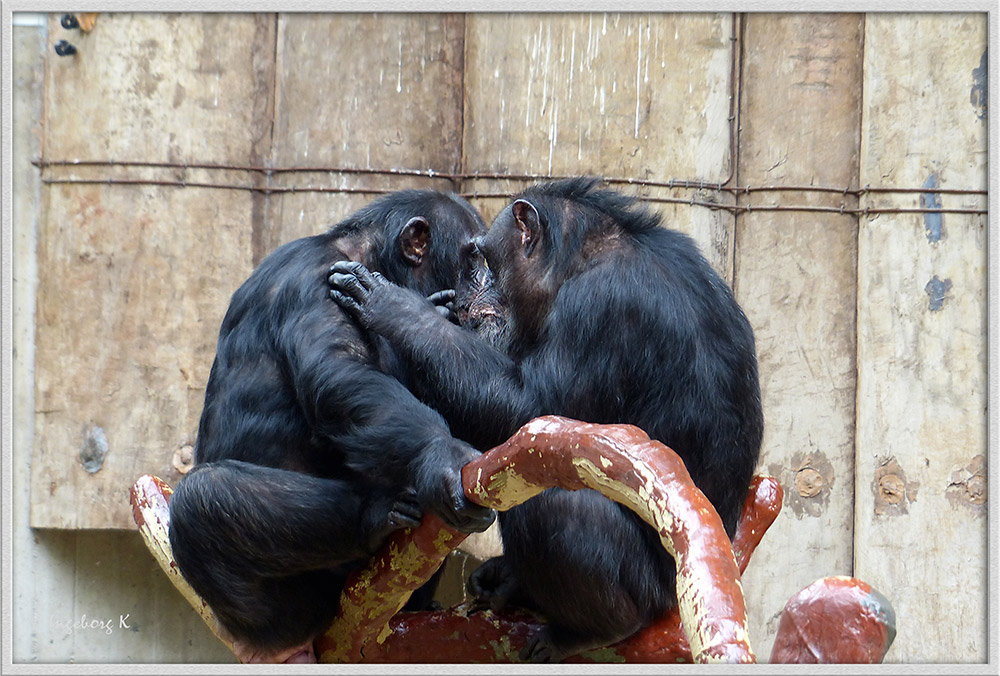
463, 12, 735, 278
856, 14, 988, 663
266, 13, 465, 254
733, 14, 863, 660
31, 13, 275, 528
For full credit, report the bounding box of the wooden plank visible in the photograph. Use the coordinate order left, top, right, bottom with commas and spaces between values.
31, 13, 276, 529
463, 12, 735, 278
856, 14, 988, 663
732, 14, 863, 661
266, 13, 465, 253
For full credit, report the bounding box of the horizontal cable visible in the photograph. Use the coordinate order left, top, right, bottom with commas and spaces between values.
33, 158, 987, 198
40, 177, 987, 216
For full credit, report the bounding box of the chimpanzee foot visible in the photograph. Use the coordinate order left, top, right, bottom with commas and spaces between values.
363, 488, 423, 553
467, 556, 519, 613
519, 626, 605, 664
233, 639, 317, 664
387, 489, 424, 530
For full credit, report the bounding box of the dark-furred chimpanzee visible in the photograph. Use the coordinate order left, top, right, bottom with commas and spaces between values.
168, 190, 496, 664
329, 178, 763, 663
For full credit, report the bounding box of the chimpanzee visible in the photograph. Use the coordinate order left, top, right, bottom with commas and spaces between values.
168, 190, 496, 664
329, 177, 764, 663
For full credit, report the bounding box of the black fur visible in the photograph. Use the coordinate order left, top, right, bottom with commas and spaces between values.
330, 178, 763, 662
169, 190, 494, 657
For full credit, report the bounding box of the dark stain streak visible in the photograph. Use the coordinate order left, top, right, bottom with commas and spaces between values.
971, 49, 987, 121
924, 275, 953, 311
920, 174, 944, 243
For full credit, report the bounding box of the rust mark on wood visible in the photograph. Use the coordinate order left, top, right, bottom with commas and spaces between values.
872, 457, 919, 517
171, 444, 195, 475
946, 454, 986, 512
769, 451, 834, 519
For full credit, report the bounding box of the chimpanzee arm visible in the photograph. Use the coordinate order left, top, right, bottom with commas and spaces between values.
329, 262, 542, 446
279, 305, 495, 533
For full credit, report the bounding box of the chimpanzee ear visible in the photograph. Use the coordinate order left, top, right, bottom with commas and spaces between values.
400, 216, 431, 266
512, 199, 541, 257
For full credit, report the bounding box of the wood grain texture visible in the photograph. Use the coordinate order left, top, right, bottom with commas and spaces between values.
856, 14, 987, 663
462, 12, 735, 279
265, 13, 465, 254
733, 13, 863, 661
30, 14, 274, 528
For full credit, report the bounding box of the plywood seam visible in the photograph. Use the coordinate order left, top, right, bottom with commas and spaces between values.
849, 12, 868, 581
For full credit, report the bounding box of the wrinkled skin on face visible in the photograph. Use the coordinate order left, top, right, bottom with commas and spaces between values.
453, 241, 513, 353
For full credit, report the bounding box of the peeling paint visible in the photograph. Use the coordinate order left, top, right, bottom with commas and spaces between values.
770, 451, 834, 518
924, 275, 953, 311
79, 425, 109, 473
946, 455, 986, 514
971, 49, 987, 121
920, 174, 944, 243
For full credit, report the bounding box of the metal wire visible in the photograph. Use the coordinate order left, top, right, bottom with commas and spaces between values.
38, 175, 987, 216
30, 12, 986, 219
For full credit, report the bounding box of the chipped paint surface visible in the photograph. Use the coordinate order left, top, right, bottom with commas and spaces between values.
920, 174, 944, 244
79, 425, 109, 474
945, 455, 986, 513
462, 417, 754, 663
129, 476, 234, 654
970, 49, 987, 120
924, 275, 952, 311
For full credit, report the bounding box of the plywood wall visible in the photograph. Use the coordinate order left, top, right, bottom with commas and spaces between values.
14, 11, 988, 664
735, 13, 863, 660
855, 14, 988, 663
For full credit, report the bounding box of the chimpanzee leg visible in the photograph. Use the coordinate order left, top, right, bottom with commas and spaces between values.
169, 460, 422, 654
499, 489, 677, 663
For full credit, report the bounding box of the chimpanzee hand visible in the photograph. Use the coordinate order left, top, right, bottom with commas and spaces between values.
360, 487, 424, 554
417, 437, 496, 534
329, 261, 438, 332
467, 555, 520, 612
427, 289, 458, 323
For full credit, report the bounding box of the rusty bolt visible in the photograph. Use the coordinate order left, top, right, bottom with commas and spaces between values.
794, 467, 824, 498
878, 474, 905, 504
172, 444, 195, 474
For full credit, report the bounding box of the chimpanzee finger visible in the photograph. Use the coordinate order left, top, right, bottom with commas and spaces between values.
329, 260, 378, 291
329, 289, 362, 316
427, 289, 457, 306
329, 273, 369, 303
445, 484, 496, 533
387, 505, 422, 530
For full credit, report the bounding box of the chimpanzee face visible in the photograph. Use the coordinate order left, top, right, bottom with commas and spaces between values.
454, 241, 511, 351
466, 198, 553, 349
